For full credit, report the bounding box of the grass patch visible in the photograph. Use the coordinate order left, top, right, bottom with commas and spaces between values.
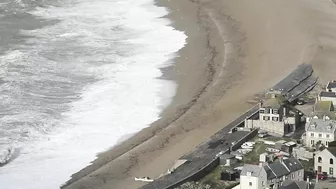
300, 159, 314, 171
189, 165, 239, 189
243, 142, 267, 164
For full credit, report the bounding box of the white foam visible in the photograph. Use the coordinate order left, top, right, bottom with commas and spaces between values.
0, 0, 186, 189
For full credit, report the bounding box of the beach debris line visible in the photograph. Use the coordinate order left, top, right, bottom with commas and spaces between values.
134, 177, 154, 182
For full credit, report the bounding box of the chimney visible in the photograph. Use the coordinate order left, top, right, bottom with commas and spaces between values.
279, 156, 283, 163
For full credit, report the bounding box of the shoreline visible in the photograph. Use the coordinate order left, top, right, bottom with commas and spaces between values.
63, 0, 336, 189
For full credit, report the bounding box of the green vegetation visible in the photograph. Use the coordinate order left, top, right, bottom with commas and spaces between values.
300, 159, 314, 171
314, 101, 332, 112
243, 141, 267, 164
177, 180, 238, 189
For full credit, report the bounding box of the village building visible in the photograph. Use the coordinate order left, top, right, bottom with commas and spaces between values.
240, 157, 304, 189
326, 80, 336, 93
314, 146, 336, 177
317, 92, 336, 108
305, 116, 336, 148
279, 180, 314, 189
245, 95, 300, 136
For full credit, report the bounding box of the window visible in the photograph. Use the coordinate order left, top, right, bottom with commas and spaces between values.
327, 134, 330, 138
260, 109, 265, 114
249, 182, 252, 186
330, 158, 334, 165
263, 116, 270, 121
311, 140, 315, 145
262, 181, 265, 186
272, 117, 278, 121
319, 133, 322, 137
311, 133, 314, 137
318, 157, 322, 163
326, 141, 329, 146
291, 173, 294, 179
298, 171, 301, 176
265, 108, 270, 114
273, 109, 278, 114
330, 167, 334, 175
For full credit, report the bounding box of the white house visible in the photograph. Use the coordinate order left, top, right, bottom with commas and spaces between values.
314, 146, 336, 177
240, 157, 304, 189
326, 80, 336, 93
245, 96, 300, 136
305, 116, 336, 148
317, 92, 336, 108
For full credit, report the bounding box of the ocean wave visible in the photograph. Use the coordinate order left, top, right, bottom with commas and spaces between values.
0, 0, 186, 188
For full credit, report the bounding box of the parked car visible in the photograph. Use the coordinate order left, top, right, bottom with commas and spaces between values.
258, 133, 268, 138
317, 173, 327, 180
297, 99, 304, 105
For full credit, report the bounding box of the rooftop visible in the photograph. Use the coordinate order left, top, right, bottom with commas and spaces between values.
310, 112, 336, 120
327, 80, 336, 89
242, 157, 303, 180
314, 101, 333, 112
326, 147, 336, 157
319, 91, 336, 98
240, 164, 264, 177
262, 96, 286, 109
306, 118, 336, 133
280, 180, 314, 189
282, 158, 303, 173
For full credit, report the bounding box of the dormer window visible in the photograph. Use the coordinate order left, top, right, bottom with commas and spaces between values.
311, 123, 316, 129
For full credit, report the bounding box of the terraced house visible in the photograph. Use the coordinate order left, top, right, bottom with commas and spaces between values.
240, 157, 304, 189
305, 116, 336, 148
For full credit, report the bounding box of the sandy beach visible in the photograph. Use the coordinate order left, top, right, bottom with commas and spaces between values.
62, 0, 336, 189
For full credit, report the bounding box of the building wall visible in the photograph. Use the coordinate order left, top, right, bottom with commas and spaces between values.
314, 150, 336, 177
305, 131, 335, 148
245, 119, 285, 136
318, 96, 336, 107
288, 169, 304, 181
240, 169, 267, 189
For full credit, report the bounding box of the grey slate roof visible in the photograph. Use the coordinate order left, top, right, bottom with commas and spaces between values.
326, 147, 336, 157
240, 164, 264, 177
327, 81, 336, 89
242, 158, 303, 180
264, 165, 276, 179
283, 157, 304, 173
268, 161, 290, 177
319, 91, 336, 98
280, 180, 314, 189
306, 118, 336, 133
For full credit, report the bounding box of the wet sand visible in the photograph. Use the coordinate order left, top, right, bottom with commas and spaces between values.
62, 0, 336, 189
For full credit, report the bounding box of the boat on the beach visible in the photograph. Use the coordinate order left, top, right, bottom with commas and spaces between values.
134, 177, 154, 182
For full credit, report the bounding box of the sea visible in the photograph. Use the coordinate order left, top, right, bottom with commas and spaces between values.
0, 0, 186, 188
